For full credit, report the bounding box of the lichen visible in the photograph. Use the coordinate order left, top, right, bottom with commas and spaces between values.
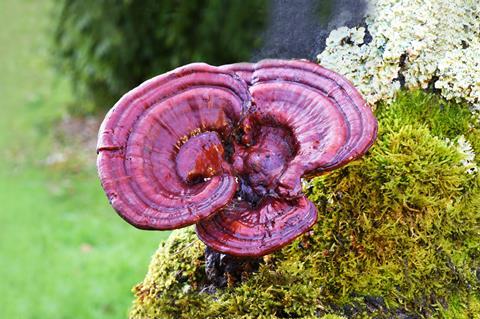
129, 91, 480, 318
317, 0, 480, 109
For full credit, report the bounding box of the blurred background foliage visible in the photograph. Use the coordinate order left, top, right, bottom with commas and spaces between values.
54, 0, 267, 113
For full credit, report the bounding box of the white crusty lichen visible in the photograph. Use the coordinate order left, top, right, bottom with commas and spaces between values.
446, 135, 478, 174
456, 136, 478, 174
317, 0, 480, 108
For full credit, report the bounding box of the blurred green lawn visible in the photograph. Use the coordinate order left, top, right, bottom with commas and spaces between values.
0, 1, 169, 318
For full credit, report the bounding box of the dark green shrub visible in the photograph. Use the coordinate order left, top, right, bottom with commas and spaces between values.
129, 91, 480, 318
53, 0, 267, 112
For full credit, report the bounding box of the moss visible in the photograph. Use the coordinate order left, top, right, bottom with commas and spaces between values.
130, 91, 480, 319
375, 90, 480, 161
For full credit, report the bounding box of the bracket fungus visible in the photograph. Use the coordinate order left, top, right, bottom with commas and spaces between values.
97, 59, 377, 257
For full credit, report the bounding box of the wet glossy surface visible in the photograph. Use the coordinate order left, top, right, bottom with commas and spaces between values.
97, 59, 378, 256
176, 131, 228, 184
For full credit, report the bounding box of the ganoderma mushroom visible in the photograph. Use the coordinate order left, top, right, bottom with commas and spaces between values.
97, 59, 377, 257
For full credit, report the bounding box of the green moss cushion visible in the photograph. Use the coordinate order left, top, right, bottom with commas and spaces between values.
129, 91, 480, 319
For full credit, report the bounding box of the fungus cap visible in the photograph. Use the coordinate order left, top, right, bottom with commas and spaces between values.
97, 59, 377, 256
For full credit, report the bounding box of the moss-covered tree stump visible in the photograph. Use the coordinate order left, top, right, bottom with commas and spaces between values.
129, 91, 480, 318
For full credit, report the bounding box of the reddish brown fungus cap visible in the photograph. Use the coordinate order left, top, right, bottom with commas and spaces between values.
97, 59, 377, 256
97, 63, 248, 229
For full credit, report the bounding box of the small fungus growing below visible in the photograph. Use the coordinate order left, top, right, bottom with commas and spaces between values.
97, 59, 377, 257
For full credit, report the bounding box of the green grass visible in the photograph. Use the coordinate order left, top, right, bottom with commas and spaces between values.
0, 1, 168, 318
